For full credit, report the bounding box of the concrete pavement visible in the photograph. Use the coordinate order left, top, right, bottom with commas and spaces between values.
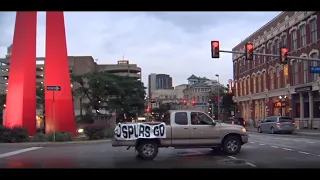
0, 132, 320, 168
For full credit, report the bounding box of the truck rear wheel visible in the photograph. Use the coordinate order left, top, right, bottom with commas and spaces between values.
136, 140, 159, 160
222, 135, 241, 155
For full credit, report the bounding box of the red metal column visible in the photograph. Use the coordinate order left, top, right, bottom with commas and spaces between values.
45, 12, 76, 136
5, 12, 37, 136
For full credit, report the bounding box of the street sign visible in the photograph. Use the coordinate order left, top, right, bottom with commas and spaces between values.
46, 86, 61, 91
310, 66, 320, 73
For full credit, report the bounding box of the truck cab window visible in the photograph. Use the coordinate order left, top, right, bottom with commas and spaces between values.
191, 112, 212, 125
162, 112, 170, 125
174, 112, 188, 125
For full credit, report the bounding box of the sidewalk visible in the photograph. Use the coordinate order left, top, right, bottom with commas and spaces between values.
246, 126, 320, 137
0, 139, 112, 148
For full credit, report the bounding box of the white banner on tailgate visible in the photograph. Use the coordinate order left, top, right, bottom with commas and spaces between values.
114, 123, 166, 140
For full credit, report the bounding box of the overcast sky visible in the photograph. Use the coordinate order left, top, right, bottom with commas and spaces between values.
0, 11, 281, 87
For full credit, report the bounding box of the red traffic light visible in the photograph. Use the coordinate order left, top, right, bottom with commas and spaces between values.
183, 100, 187, 105
245, 42, 254, 60
211, 41, 220, 58
280, 47, 288, 64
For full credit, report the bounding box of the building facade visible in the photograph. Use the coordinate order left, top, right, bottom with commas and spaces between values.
0, 46, 142, 117
151, 84, 187, 109
148, 73, 173, 99
232, 11, 320, 129
183, 75, 220, 111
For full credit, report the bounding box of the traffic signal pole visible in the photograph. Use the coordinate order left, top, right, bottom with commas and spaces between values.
219, 50, 320, 62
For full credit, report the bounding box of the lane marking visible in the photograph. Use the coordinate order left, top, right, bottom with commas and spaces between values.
228, 155, 257, 167
246, 162, 257, 167
307, 142, 314, 144
228, 156, 237, 159
318, 155, 320, 157
249, 142, 255, 144
298, 151, 310, 155
283, 148, 292, 151
0, 147, 42, 159
259, 144, 265, 146
271, 146, 279, 148
274, 138, 281, 140
293, 140, 300, 142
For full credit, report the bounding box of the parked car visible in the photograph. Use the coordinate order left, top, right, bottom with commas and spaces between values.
224, 117, 246, 127
258, 116, 295, 134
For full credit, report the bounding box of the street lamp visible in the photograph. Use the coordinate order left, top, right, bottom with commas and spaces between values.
215, 74, 220, 120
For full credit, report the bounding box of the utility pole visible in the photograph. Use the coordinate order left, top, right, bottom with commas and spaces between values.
215, 74, 220, 120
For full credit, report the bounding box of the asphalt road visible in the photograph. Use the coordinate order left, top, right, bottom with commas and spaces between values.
1, 132, 320, 168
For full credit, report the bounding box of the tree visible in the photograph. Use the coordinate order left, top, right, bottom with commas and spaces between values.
71, 72, 146, 119
0, 94, 6, 125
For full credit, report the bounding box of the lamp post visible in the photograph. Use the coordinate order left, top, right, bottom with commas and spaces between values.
215, 74, 220, 120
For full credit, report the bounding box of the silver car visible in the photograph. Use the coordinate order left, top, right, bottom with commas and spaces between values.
258, 116, 295, 134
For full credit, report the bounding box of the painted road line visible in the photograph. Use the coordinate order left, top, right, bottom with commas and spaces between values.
245, 162, 257, 167
271, 146, 279, 148
282, 148, 292, 151
259, 144, 265, 146
307, 142, 315, 144
0, 147, 43, 159
298, 151, 310, 155
228, 156, 237, 159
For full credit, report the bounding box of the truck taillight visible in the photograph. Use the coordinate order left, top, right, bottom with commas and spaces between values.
232, 121, 234, 125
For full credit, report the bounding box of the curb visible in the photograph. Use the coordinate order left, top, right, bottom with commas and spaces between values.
246, 127, 320, 137
0, 139, 112, 147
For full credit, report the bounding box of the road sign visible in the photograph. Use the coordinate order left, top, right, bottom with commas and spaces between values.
46, 86, 61, 91
310, 66, 320, 73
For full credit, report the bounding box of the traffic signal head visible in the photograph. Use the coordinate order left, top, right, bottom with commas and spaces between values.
245, 42, 254, 60
211, 41, 220, 58
183, 100, 187, 105
280, 47, 288, 64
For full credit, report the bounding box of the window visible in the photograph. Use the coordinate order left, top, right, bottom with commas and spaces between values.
243, 80, 247, 95
284, 64, 288, 86
197, 96, 200, 102
263, 73, 267, 91
260, 47, 266, 64
276, 67, 281, 88
235, 82, 238, 96
270, 70, 274, 90
310, 19, 318, 43
247, 78, 250, 94
253, 76, 256, 93
267, 43, 272, 60
281, 35, 287, 48
292, 30, 297, 50
201, 96, 204, 102
174, 112, 188, 125
303, 61, 309, 83
240, 81, 243, 96
293, 61, 299, 85
258, 75, 262, 93
275, 39, 280, 55
311, 53, 319, 81
300, 24, 306, 47
191, 112, 213, 125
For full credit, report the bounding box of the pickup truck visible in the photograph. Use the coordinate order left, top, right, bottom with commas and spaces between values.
112, 110, 249, 160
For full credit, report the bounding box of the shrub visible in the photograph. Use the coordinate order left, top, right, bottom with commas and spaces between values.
104, 127, 114, 138
46, 132, 72, 142
0, 125, 29, 143
30, 133, 47, 142
83, 123, 110, 140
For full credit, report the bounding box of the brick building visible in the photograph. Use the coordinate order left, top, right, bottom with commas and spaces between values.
232, 11, 320, 129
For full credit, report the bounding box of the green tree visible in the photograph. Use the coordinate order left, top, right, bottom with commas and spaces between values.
71, 72, 146, 118
0, 94, 6, 125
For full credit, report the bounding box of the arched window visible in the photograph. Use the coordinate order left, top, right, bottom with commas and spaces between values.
258, 75, 262, 93
293, 61, 299, 85
239, 81, 243, 96
253, 76, 256, 93
263, 73, 267, 91
303, 60, 309, 83
247, 78, 251, 94
283, 64, 288, 86
276, 67, 281, 88
243, 80, 247, 95
270, 70, 274, 90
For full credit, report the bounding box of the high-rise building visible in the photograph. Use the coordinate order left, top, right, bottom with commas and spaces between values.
148, 73, 173, 99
